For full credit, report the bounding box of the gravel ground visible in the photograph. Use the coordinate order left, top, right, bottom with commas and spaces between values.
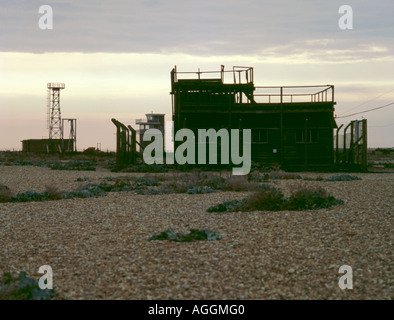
0, 166, 393, 299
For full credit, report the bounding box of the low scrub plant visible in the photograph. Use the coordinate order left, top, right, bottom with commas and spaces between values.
0, 271, 55, 300
148, 228, 221, 242
186, 186, 214, 194
325, 174, 362, 181
222, 176, 256, 191
0, 184, 13, 203
207, 186, 343, 212
207, 199, 247, 212
50, 160, 96, 171
285, 187, 344, 210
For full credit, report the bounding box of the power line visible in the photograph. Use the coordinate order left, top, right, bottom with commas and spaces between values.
336, 102, 394, 119
337, 88, 394, 116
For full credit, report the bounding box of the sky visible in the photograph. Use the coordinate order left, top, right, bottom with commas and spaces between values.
0, 0, 393, 151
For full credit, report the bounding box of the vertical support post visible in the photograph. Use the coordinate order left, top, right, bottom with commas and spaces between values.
304, 118, 308, 166
362, 119, 368, 171
280, 87, 284, 166
350, 121, 354, 165
61, 119, 64, 153
128, 125, 137, 164
332, 85, 335, 102
336, 124, 343, 164
343, 123, 351, 165
74, 119, 77, 152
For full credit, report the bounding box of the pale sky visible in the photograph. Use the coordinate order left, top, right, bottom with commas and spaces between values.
0, 0, 393, 151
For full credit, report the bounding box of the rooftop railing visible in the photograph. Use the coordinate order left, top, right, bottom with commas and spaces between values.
253, 85, 334, 103
171, 65, 254, 85
47, 83, 65, 89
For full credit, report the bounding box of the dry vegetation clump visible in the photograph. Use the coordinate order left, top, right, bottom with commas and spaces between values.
248, 170, 302, 182
148, 228, 222, 242
222, 175, 257, 191
156, 171, 259, 194
285, 187, 344, 210
242, 187, 285, 211
267, 170, 302, 180
325, 174, 362, 181
44, 184, 63, 200
0, 184, 13, 203
207, 186, 344, 212
158, 172, 225, 194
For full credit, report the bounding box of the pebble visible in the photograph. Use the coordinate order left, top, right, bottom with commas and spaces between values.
0, 166, 392, 299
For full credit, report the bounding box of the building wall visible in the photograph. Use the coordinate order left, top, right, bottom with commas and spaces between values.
22, 139, 74, 153
174, 109, 335, 167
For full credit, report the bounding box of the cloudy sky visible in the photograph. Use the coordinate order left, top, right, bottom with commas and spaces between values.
0, 0, 393, 151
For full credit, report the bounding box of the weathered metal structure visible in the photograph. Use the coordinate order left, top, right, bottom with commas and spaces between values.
335, 119, 367, 171
170, 65, 337, 169
111, 118, 138, 167
47, 83, 65, 140
62, 118, 77, 152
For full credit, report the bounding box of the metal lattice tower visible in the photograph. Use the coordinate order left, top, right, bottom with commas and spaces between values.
47, 83, 65, 140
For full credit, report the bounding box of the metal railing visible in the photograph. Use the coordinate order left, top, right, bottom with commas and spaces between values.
253, 85, 334, 103
47, 83, 65, 89
135, 119, 161, 125
172, 65, 254, 85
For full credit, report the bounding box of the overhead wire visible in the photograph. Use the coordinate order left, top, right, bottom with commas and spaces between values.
337, 87, 394, 116
335, 102, 394, 119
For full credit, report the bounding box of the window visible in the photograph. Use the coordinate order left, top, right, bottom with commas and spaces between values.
252, 129, 268, 144
295, 129, 319, 143
295, 130, 304, 143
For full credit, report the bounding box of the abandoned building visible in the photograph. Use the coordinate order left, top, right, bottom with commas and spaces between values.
170, 65, 338, 169
21, 139, 74, 153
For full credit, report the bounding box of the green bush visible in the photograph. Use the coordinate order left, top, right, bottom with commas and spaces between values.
0, 271, 55, 300
285, 187, 344, 210
62, 185, 106, 199
11, 190, 52, 202
207, 186, 343, 212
